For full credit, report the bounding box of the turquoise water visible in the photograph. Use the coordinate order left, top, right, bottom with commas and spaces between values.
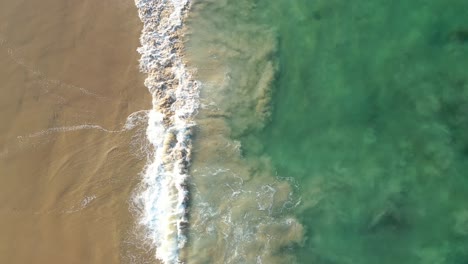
187, 0, 468, 263
253, 0, 468, 263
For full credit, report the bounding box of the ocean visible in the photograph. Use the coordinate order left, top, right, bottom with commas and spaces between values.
1, 0, 468, 263
183, 0, 468, 263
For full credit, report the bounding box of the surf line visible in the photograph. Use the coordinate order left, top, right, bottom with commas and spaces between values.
134, 0, 199, 263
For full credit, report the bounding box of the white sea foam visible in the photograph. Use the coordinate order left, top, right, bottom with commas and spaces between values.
13, 110, 147, 141
133, 0, 199, 263
17, 125, 120, 139
124, 110, 150, 130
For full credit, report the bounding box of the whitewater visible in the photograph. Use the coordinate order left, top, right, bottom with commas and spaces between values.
133, 0, 199, 263
131, 1, 307, 263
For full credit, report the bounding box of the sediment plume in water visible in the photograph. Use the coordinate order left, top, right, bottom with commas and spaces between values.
133, 0, 199, 263
133, 0, 305, 263
183, 1, 305, 263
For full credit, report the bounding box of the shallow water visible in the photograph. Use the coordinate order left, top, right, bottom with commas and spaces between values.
185, 0, 468, 263
184, 1, 303, 263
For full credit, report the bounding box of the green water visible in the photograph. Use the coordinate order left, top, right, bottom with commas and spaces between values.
187, 0, 468, 263
244, 0, 468, 263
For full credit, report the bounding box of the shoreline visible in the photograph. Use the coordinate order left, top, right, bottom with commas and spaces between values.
133, 0, 199, 263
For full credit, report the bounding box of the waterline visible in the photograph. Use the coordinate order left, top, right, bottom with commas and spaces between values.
133, 0, 199, 263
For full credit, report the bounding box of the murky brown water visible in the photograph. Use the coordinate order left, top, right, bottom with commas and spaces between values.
0, 1, 151, 263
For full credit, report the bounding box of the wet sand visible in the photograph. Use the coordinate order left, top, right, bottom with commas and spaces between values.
0, 1, 151, 263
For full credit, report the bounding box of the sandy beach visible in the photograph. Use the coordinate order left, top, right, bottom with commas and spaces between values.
0, 1, 151, 263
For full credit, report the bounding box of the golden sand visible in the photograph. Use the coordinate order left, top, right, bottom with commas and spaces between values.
0, 1, 152, 263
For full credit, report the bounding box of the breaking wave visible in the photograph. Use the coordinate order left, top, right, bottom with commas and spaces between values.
133, 0, 199, 263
